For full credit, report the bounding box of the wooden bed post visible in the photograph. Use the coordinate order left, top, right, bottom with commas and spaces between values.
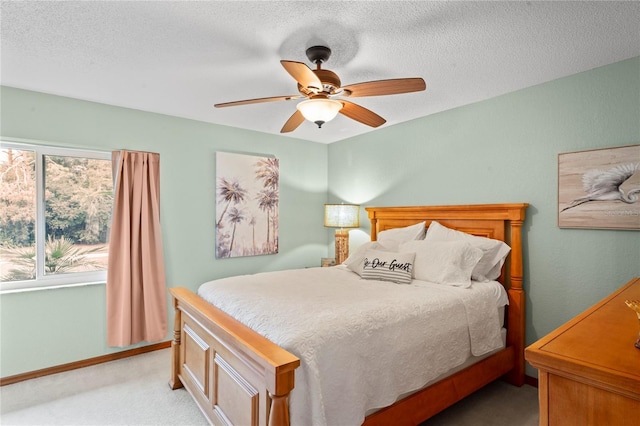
369, 217, 378, 241
268, 393, 290, 426
505, 217, 526, 386
168, 294, 183, 390
266, 363, 296, 426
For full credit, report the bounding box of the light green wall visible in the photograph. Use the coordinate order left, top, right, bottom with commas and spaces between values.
0, 87, 329, 377
328, 57, 640, 377
1, 57, 639, 379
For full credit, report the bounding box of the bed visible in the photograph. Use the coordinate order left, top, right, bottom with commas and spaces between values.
169, 203, 528, 426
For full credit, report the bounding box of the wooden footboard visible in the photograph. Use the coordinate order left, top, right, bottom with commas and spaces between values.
169, 287, 300, 426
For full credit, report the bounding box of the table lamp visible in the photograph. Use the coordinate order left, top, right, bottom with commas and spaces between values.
324, 204, 360, 265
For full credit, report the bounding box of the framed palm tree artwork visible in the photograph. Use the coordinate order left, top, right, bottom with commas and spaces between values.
558, 144, 639, 230
216, 152, 279, 258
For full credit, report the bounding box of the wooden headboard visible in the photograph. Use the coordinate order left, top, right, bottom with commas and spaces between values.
365, 203, 529, 385
366, 203, 528, 285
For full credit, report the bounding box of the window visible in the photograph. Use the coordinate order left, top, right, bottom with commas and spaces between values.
0, 141, 113, 292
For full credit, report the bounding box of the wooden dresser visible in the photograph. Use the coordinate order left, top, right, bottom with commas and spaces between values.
526, 277, 640, 426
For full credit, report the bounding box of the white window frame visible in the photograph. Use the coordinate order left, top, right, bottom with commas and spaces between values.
0, 139, 112, 293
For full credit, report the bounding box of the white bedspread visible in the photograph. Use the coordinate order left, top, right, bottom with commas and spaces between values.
198, 265, 507, 426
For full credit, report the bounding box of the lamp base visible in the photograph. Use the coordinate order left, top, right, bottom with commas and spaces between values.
334, 229, 350, 265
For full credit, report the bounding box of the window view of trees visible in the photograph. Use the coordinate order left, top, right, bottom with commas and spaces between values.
0, 145, 113, 286
0, 149, 35, 248
44, 155, 113, 251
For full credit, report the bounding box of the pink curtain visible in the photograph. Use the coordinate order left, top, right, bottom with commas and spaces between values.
107, 150, 167, 346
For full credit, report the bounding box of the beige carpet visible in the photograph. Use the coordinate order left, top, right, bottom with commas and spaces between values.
421, 379, 539, 426
0, 349, 207, 426
0, 348, 538, 425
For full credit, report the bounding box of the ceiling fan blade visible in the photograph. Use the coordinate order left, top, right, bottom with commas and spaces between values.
280, 60, 323, 91
342, 78, 426, 97
280, 110, 305, 133
215, 95, 301, 108
214, 95, 301, 108
339, 100, 386, 128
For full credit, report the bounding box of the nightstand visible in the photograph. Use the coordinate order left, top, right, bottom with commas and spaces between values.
321, 257, 336, 267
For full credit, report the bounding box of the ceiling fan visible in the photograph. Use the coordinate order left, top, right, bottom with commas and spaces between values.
214, 46, 426, 133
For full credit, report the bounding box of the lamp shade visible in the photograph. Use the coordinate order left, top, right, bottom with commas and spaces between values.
297, 99, 343, 127
324, 204, 360, 228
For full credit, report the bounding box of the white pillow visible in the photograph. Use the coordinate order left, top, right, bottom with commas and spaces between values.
344, 241, 397, 275
400, 240, 483, 288
360, 249, 415, 284
342, 241, 378, 267
377, 221, 426, 244
425, 221, 510, 281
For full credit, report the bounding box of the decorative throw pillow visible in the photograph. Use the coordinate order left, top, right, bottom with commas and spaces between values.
377, 221, 426, 244
400, 240, 483, 288
425, 221, 510, 281
360, 249, 415, 284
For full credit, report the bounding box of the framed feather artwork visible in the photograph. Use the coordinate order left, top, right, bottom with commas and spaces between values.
558, 144, 639, 230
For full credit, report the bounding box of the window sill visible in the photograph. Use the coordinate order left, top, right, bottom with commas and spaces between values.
0, 280, 106, 295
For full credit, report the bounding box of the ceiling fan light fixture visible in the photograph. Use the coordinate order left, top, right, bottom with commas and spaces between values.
296, 99, 343, 128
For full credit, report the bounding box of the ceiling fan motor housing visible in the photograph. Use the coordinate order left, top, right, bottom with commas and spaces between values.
303, 46, 341, 94
315, 69, 341, 93
297, 69, 341, 95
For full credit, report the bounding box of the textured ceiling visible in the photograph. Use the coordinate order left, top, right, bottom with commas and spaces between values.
2, 1, 639, 144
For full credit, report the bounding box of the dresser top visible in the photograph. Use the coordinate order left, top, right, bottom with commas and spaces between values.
526, 277, 640, 397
